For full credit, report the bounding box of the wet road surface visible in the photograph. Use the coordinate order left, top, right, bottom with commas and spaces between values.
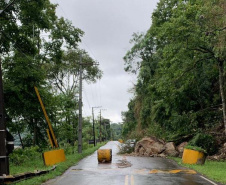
43, 141, 219, 185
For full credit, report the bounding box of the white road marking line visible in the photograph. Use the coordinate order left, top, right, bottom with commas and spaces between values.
200, 176, 218, 185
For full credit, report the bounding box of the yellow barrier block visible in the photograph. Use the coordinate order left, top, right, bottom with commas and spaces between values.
97, 149, 112, 163
182, 148, 206, 165
43, 149, 66, 166
118, 139, 123, 143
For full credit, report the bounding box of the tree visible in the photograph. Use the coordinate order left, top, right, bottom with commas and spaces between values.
123, 0, 226, 141
101, 119, 111, 140
202, 0, 226, 134
110, 123, 122, 140
0, 0, 103, 147
0, 0, 59, 146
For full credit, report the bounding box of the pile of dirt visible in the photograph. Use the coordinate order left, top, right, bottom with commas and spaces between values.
208, 143, 226, 161
176, 142, 188, 157
134, 137, 183, 157
134, 134, 226, 161
207, 126, 226, 160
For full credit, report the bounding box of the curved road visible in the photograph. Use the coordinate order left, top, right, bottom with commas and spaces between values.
43, 141, 220, 185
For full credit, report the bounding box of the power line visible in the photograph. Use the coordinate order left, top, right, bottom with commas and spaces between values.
0, 0, 17, 15
54, 0, 70, 21
83, 109, 88, 117
94, 82, 100, 107
1, 31, 35, 63
81, 41, 98, 61
98, 79, 102, 106
89, 83, 96, 106
83, 88, 91, 109
53, 0, 103, 113
96, 81, 101, 107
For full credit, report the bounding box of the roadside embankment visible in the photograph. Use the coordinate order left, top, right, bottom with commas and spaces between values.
9, 143, 105, 185
172, 157, 226, 185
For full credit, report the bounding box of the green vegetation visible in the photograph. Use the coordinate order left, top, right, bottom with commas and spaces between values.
9, 143, 105, 185
172, 158, 226, 184
0, 0, 102, 148
186, 133, 217, 155
184, 145, 206, 154
9, 146, 46, 173
122, 0, 226, 145
110, 123, 122, 140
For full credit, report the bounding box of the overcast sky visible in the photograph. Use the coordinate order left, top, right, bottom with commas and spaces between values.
51, 0, 159, 123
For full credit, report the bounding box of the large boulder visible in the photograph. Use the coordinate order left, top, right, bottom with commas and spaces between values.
176, 142, 188, 157
164, 142, 179, 157
135, 137, 165, 156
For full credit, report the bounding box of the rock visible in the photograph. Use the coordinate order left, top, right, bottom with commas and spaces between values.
149, 154, 158, 157
164, 142, 179, 157
208, 142, 226, 161
139, 147, 145, 155
135, 137, 165, 156
208, 154, 226, 161
177, 142, 188, 157
158, 153, 166, 158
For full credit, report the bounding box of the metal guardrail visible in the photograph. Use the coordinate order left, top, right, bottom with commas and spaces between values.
88, 139, 101, 144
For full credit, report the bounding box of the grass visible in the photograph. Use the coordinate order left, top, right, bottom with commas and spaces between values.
10, 143, 105, 185
172, 157, 226, 184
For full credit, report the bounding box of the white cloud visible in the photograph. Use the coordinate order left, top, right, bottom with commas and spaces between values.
51, 0, 159, 122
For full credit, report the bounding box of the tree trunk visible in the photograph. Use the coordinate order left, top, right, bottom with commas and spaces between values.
218, 60, 226, 135
18, 131, 24, 149
33, 119, 37, 146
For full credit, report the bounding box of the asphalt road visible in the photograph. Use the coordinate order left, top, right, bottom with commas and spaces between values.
43, 141, 220, 185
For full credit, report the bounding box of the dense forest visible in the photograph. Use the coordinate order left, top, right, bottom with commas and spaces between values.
110, 123, 122, 140
122, 0, 226, 143
0, 0, 103, 148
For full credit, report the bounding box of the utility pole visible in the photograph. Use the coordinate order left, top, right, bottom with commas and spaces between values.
99, 110, 101, 142
104, 121, 107, 141
0, 58, 9, 175
99, 109, 106, 142
92, 106, 101, 147
0, 0, 17, 176
77, 56, 99, 153
78, 54, 83, 153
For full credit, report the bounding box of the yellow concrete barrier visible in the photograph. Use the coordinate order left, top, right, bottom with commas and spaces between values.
43, 149, 66, 166
97, 149, 112, 163
118, 139, 123, 143
182, 148, 206, 165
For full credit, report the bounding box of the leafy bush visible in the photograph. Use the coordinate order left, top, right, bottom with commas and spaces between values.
119, 144, 134, 154
61, 141, 92, 155
188, 133, 217, 155
83, 142, 89, 150
185, 145, 207, 153
118, 140, 136, 154
9, 146, 41, 165
62, 143, 76, 155
22, 134, 33, 148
